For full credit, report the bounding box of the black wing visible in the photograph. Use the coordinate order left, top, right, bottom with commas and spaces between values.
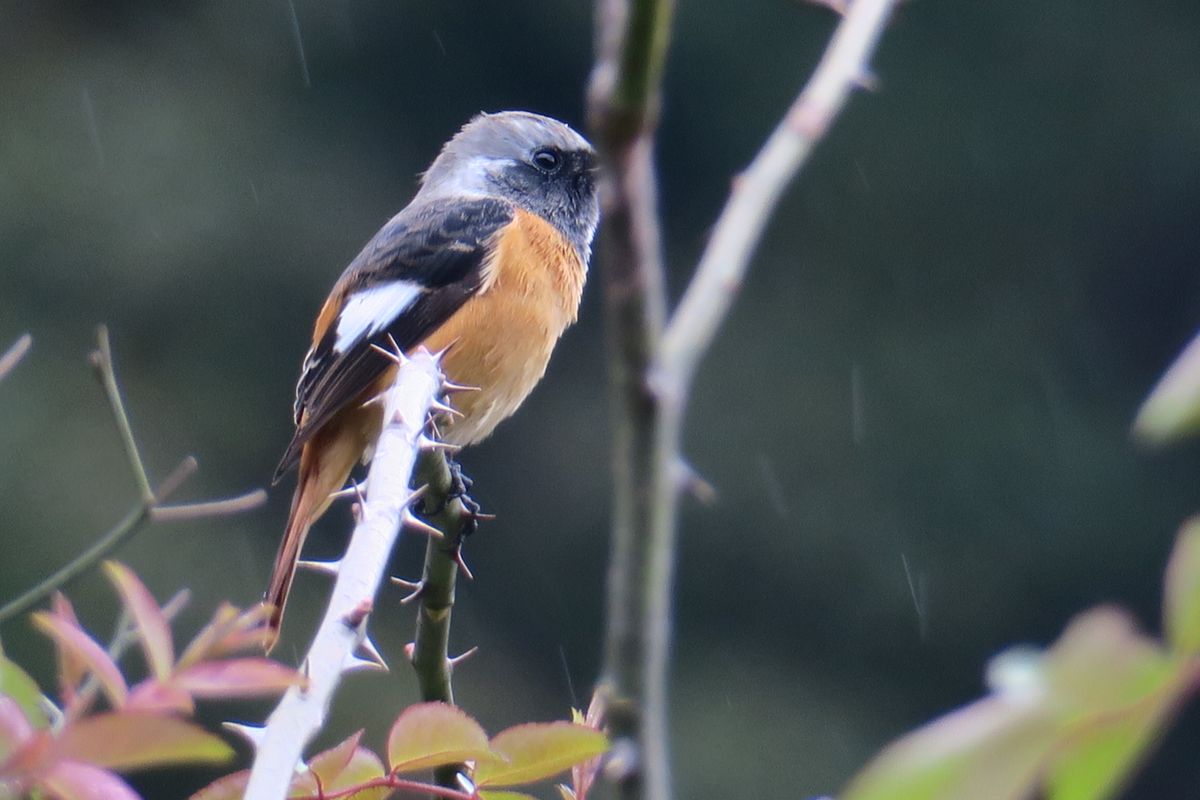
273, 196, 514, 481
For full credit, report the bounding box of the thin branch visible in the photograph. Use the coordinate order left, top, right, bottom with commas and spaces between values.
70, 589, 191, 720
244, 349, 444, 800
151, 490, 269, 522
0, 330, 266, 623
0, 333, 32, 383
658, 0, 897, 387
90, 325, 154, 505
587, 2, 898, 800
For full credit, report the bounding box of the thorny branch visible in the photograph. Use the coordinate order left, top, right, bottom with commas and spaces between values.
587, 1, 899, 799
243, 348, 444, 800
0, 326, 266, 623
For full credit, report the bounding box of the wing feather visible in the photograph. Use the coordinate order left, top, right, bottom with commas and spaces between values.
273, 196, 514, 481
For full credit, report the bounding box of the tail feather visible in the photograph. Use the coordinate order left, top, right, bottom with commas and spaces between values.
264, 494, 313, 653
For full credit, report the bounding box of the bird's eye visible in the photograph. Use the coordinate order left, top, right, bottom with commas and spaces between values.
532, 148, 561, 173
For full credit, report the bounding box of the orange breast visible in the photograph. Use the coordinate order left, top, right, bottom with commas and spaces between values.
422, 209, 585, 445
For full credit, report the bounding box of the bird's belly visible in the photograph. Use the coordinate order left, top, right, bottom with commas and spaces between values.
422, 277, 574, 446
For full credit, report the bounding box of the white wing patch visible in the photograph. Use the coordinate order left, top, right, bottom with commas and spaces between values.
334, 281, 423, 353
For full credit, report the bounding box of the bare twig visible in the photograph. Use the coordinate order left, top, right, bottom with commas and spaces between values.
70, 589, 191, 720
151, 490, 269, 522
90, 325, 154, 504
0, 333, 32, 383
588, 2, 898, 800
0, 329, 266, 623
657, 0, 897, 386
244, 349, 443, 800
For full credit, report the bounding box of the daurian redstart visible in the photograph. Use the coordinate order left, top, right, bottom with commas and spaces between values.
266, 111, 599, 646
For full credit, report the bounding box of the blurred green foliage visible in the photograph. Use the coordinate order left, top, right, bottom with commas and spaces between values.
3, 1, 1200, 798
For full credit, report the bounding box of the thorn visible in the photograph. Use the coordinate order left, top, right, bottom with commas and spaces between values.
329, 480, 366, 503
341, 599, 373, 629
342, 652, 387, 674
407, 484, 430, 506
674, 459, 717, 505
223, 722, 267, 750
402, 509, 444, 538
854, 68, 881, 92
403, 641, 416, 662
390, 575, 421, 590
448, 646, 479, 671
417, 434, 461, 453
386, 333, 406, 360
452, 547, 475, 581
297, 558, 342, 576
441, 379, 480, 394
392, 408, 409, 427
427, 414, 442, 439
466, 510, 496, 523
399, 583, 425, 604
369, 342, 406, 365
351, 502, 363, 523
355, 634, 389, 672
430, 399, 463, 418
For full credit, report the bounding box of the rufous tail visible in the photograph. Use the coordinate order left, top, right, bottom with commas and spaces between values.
264, 484, 316, 653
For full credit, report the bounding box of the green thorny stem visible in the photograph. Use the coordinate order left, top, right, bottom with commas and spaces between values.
409, 449, 476, 792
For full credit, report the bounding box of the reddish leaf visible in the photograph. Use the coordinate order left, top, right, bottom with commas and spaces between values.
31, 612, 127, 709
328, 747, 388, 796
306, 730, 364, 786
56, 712, 233, 771
188, 769, 249, 800
172, 658, 301, 698
2, 730, 56, 781
476, 723, 609, 788
176, 603, 240, 670
0, 696, 34, 763
52, 592, 88, 707
386, 702, 495, 773
103, 562, 174, 680
293, 738, 389, 800
126, 681, 195, 715
40, 761, 140, 800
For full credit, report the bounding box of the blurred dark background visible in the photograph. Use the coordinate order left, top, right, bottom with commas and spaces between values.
3, 0, 1200, 797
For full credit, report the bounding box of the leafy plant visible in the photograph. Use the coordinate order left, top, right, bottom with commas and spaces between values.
192, 701, 608, 800
0, 562, 300, 799
839, 520, 1200, 800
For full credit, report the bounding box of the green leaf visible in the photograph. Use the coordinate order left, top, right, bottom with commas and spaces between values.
39, 761, 140, 800
840, 694, 1059, 800
306, 730, 364, 787
386, 702, 495, 774
55, 711, 234, 771
475, 723, 609, 788
325, 747, 389, 800
0, 652, 48, 728
1133, 329, 1200, 444
842, 607, 1186, 800
31, 612, 127, 710
1040, 609, 1184, 800
1163, 518, 1200, 656
103, 562, 174, 680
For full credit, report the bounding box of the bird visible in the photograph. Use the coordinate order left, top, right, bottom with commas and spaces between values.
265, 111, 599, 648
